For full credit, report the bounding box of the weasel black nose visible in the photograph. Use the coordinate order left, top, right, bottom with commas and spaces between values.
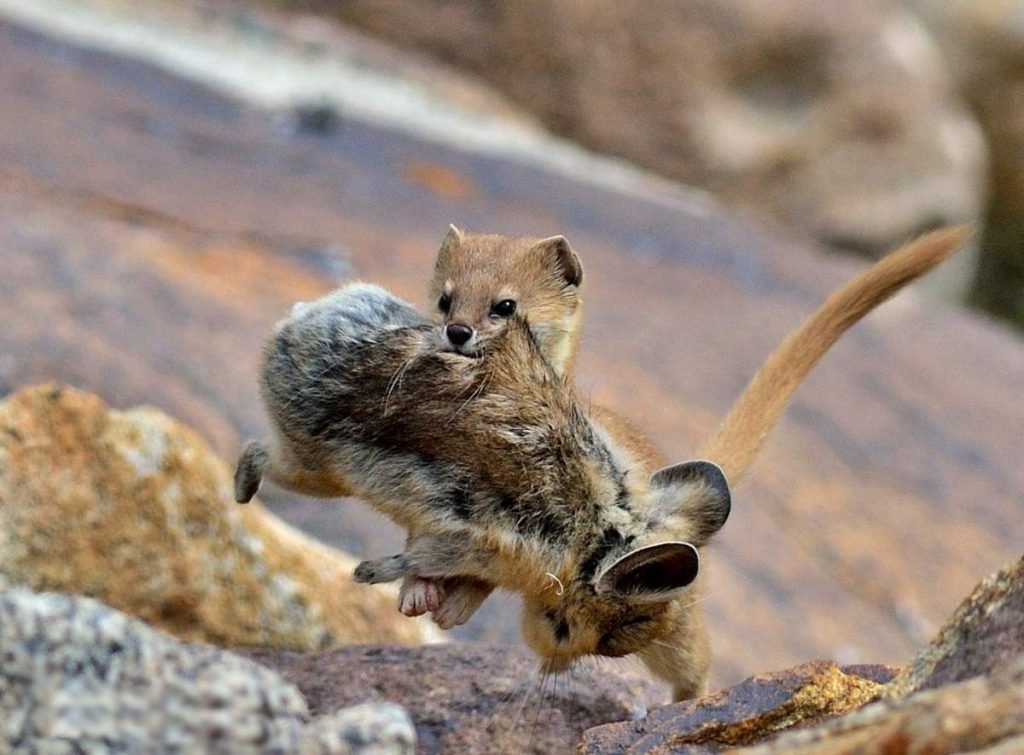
446, 323, 474, 346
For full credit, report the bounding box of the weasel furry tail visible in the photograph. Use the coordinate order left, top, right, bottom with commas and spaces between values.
698, 226, 973, 483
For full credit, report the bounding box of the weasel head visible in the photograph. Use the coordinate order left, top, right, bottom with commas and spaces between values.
520, 461, 731, 672
428, 225, 583, 375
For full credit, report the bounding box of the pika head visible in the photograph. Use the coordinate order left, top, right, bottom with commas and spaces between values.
519, 460, 731, 695
428, 225, 583, 375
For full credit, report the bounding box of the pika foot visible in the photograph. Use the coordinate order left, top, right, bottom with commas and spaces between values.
353, 554, 409, 584
234, 441, 268, 503
432, 579, 492, 629
398, 576, 445, 616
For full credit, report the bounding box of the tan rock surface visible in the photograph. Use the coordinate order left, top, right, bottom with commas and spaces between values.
0, 384, 434, 649
0, 17, 1021, 692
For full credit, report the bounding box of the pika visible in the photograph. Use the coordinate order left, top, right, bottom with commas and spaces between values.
237, 226, 969, 700
237, 281, 729, 699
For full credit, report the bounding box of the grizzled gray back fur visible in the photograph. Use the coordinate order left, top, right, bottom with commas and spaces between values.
259, 284, 625, 553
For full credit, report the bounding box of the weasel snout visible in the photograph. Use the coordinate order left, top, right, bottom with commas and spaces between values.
441, 322, 479, 355
445, 323, 474, 346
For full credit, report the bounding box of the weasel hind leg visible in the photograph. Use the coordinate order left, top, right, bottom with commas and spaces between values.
637, 625, 710, 703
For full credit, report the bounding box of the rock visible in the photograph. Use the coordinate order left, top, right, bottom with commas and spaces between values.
885, 553, 1024, 698
583, 554, 1024, 753
326, 0, 986, 258
304, 704, 415, 755
579, 661, 894, 753
0, 587, 416, 754
0, 384, 436, 650
735, 653, 1024, 754
1, 18, 1023, 691
243, 643, 661, 754
903, 0, 1024, 327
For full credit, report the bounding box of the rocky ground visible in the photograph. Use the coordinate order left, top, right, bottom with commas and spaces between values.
2, 383, 1022, 751
0, 3, 1023, 752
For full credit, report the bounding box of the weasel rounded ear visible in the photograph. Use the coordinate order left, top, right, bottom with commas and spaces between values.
594, 542, 700, 601
532, 235, 583, 288
650, 460, 731, 544
437, 224, 464, 262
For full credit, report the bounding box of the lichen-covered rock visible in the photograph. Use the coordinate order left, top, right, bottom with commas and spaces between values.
243, 643, 662, 755
885, 553, 1024, 698
0, 384, 436, 650
579, 661, 893, 753
304, 704, 415, 755
736, 653, 1024, 754
0, 588, 416, 754
330, 0, 986, 258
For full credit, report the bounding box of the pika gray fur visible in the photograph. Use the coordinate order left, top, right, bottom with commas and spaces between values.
237, 282, 731, 701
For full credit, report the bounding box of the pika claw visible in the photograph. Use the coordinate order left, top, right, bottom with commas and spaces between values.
399, 577, 444, 617
352, 561, 376, 583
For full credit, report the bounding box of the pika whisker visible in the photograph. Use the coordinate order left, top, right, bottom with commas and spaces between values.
545, 572, 565, 596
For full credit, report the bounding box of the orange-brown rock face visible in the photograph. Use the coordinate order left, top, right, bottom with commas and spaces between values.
0, 384, 435, 649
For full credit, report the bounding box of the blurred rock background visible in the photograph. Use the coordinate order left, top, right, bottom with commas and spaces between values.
0, 0, 1023, 749
267, 0, 1021, 325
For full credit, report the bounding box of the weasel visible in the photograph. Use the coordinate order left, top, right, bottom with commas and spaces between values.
422, 226, 601, 624
236, 226, 969, 700
429, 225, 583, 377
424, 226, 664, 624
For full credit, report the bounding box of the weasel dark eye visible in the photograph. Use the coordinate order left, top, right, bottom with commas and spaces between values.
438, 293, 452, 314
491, 299, 516, 317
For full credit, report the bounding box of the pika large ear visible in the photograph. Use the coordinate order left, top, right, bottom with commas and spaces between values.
650, 460, 731, 544
594, 542, 700, 601
532, 235, 583, 288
